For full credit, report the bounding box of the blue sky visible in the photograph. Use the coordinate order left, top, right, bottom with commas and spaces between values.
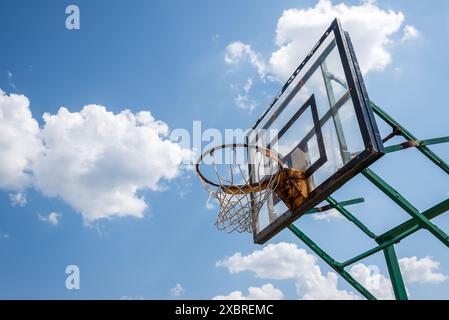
0, 0, 448, 299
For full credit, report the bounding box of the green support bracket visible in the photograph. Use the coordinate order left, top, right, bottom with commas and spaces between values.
304, 197, 365, 215
384, 136, 449, 153
285, 102, 448, 300
384, 245, 408, 300
288, 224, 376, 300
340, 199, 449, 268
371, 102, 449, 174
340, 233, 403, 268
362, 168, 449, 248
326, 196, 378, 240
378, 198, 449, 243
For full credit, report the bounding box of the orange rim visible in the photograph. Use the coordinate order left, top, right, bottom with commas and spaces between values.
195, 143, 284, 190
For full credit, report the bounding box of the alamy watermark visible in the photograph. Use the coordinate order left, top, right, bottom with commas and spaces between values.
65, 5, 80, 30
65, 265, 80, 290
170, 121, 279, 166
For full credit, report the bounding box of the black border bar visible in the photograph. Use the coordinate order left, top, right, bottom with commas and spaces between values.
251, 18, 384, 244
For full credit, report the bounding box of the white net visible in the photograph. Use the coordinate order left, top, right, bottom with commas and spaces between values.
197, 145, 282, 233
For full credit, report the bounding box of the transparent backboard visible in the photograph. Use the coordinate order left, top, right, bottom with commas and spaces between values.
247, 19, 384, 244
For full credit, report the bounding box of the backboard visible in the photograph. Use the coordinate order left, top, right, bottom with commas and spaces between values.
247, 18, 384, 244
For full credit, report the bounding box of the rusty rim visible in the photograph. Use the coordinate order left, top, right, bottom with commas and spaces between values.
195, 143, 285, 191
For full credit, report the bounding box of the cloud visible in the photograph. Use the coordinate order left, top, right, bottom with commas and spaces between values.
349, 264, 394, 299
0, 88, 192, 224
216, 243, 447, 300
234, 94, 256, 112
38, 212, 60, 226
229, 78, 256, 112
348, 257, 448, 298
216, 242, 357, 299
269, 0, 406, 79
170, 283, 185, 297
7, 71, 16, 88
213, 283, 283, 300
243, 78, 253, 93
312, 208, 344, 222
225, 1, 417, 83
225, 42, 267, 79
399, 256, 448, 284
9, 192, 27, 207
32, 105, 192, 223
0, 90, 42, 190
402, 25, 419, 42
205, 195, 215, 210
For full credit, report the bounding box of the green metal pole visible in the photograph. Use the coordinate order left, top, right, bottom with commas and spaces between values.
378, 198, 449, 243
341, 201, 449, 268
362, 168, 449, 247
371, 101, 449, 174
288, 224, 377, 300
304, 197, 365, 214
338, 200, 449, 268
326, 196, 378, 240
384, 136, 449, 153
340, 234, 402, 268
383, 245, 408, 300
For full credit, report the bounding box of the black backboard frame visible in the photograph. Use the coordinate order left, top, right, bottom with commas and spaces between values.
248, 18, 384, 244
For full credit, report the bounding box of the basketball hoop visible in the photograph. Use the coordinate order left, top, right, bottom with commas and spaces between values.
195, 144, 308, 233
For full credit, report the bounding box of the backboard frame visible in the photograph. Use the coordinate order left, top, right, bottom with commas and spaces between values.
248, 18, 384, 244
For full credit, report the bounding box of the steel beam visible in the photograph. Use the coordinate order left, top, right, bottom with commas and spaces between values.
384, 245, 408, 300
378, 198, 449, 243
384, 136, 449, 153
326, 196, 378, 240
362, 168, 449, 247
371, 102, 449, 174
304, 197, 365, 214
288, 224, 376, 300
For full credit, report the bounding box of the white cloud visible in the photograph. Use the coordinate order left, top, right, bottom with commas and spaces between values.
0, 88, 192, 224
225, 1, 417, 83
349, 264, 394, 299
225, 42, 267, 79
402, 25, 419, 42
243, 78, 253, 94
7, 71, 16, 88
399, 256, 448, 284
213, 283, 283, 300
0, 90, 42, 190
312, 208, 344, 222
170, 283, 185, 297
213, 291, 245, 300
234, 94, 256, 112
349, 257, 448, 298
9, 192, 27, 207
230, 78, 256, 112
38, 212, 60, 226
216, 242, 357, 300
216, 243, 448, 299
32, 105, 192, 223
205, 195, 215, 210
269, 0, 406, 79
